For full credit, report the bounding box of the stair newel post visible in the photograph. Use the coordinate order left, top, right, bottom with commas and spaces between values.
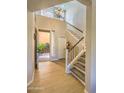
73, 48, 74, 60
71, 50, 72, 62
74, 47, 75, 58
65, 42, 71, 73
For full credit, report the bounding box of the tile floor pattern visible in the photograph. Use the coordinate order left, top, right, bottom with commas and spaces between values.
27, 60, 85, 93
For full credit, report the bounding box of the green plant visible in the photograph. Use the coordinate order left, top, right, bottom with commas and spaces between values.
37, 43, 46, 53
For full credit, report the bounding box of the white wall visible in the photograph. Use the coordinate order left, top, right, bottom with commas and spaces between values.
50, 31, 58, 59
65, 1, 86, 31
58, 37, 66, 59
27, 10, 35, 84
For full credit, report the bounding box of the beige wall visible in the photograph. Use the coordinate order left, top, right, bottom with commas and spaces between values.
90, 0, 96, 92
27, 0, 72, 11
36, 15, 66, 37
27, 10, 35, 84
85, 0, 96, 93
36, 15, 66, 59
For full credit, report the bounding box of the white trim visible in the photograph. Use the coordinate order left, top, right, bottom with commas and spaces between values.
65, 49, 70, 73
66, 29, 79, 41
71, 71, 85, 86
84, 88, 88, 93
73, 65, 86, 74
67, 28, 85, 46
70, 49, 85, 66
27, 71, 35, 87
66, 64, 71, 74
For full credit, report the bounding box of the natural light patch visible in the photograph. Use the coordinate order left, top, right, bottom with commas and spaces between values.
35, 6, 65, 20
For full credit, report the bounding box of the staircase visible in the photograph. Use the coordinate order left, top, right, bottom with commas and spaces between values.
70, 52, 86, 85
66, 23, 86, 86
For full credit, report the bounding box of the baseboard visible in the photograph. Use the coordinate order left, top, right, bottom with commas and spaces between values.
58, 58, 65, 60
50, 58, 65, 62
84, 88, 88, 93
27, 71, 35, 87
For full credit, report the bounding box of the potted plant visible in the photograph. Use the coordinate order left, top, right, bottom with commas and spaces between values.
37, 43, 46, 56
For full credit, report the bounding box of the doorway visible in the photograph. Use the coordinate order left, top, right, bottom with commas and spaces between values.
37, 29, 50, 62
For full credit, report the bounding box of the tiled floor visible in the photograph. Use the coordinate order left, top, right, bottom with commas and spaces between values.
27, 60, 84, 93
37, 53, 50, 62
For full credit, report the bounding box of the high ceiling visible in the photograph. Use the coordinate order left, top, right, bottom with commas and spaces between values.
38, 0, 85, 13
35, 0, 86, 20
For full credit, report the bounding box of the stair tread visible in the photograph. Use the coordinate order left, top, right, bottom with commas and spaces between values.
78, 61, 85, 66
74, 63, 85, 71
78, 57, 85, 64
71, 68, 85, 82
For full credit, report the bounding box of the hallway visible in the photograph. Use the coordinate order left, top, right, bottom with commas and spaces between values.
27, 60, 84, 93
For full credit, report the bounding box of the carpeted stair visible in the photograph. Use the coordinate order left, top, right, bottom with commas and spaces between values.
70, 52, 86, 85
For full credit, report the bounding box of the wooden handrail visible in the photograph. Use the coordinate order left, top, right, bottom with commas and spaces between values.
69, 36, 84, 52
66, 22, 83, 33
